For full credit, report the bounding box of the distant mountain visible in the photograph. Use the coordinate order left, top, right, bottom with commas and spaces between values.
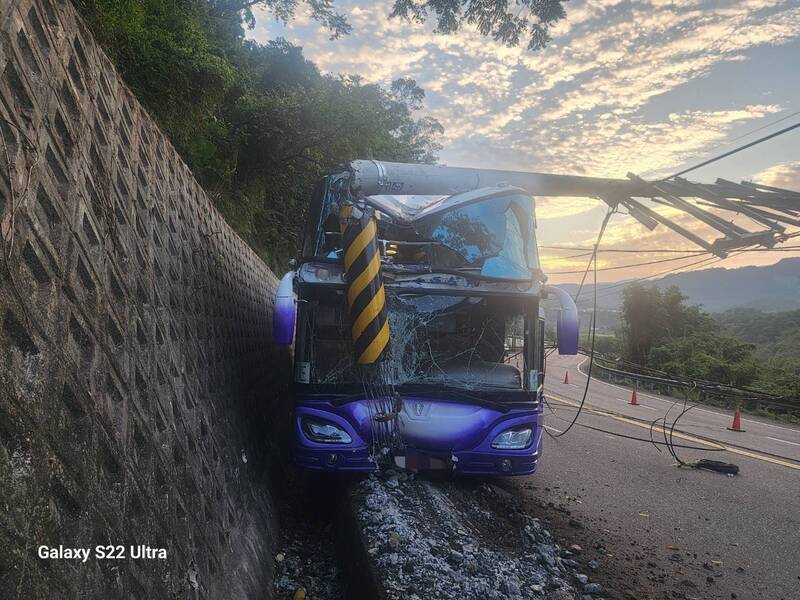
553, 257, 800, 313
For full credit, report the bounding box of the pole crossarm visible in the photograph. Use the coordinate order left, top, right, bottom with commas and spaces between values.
346, 160, 800, 255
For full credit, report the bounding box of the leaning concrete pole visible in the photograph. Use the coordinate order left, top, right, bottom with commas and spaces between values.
345, 160, 794, 255
347, 159, 652, 198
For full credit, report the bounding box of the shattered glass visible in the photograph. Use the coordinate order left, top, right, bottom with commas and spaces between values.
303, 295, 527, 392
309, 188, 540, 279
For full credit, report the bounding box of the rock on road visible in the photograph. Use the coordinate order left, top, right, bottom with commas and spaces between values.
505, 352, 800, 600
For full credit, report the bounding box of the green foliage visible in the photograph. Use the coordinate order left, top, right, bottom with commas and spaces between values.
579, 333, 620, 356
714, 308, 800, 398
620, 285, 799, 399
620, 284, 713, 364
647, 334, 758, 388
390, 0, 568, 50
77, 0, 443, 270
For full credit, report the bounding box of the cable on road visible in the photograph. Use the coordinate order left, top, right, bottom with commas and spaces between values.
544, 402, 726, 451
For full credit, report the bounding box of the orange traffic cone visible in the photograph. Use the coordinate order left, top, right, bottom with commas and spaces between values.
727, 404, 745, 432
630, 383, 639, 406
564, 371, 570, 384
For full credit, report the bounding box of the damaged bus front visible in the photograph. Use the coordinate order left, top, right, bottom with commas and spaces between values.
273, 161, 578, 476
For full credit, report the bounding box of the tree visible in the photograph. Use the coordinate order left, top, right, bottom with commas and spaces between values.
621, 284, 716, 364
621, 284, 759, 388
215, 0, 568, 50
390, 0, 568, 50
78, 1, 444, 270
620, 284, 665, 364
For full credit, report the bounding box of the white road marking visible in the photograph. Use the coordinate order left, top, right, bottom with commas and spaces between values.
766, 436, 800, 447
547, 391, 800, 471
544, 425, 563, 434
739, 418, 800, 433
566, 356, 800, 434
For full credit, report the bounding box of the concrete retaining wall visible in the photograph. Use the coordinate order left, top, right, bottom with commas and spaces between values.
0, 1, 283, 597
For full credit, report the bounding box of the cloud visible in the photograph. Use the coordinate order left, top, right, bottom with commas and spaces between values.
536, 197, 603, 220
247, 0, 800, 281
753, 161, 800, 189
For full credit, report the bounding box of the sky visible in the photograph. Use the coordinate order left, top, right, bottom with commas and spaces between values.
248, 0, 800, 284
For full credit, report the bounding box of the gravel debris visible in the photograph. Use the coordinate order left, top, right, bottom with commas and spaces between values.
350, 475, 587, 599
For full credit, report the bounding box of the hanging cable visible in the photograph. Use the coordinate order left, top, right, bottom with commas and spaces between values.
573, 208, 616, 303
666, 110, 800, 177
549, 208, 615, 438
664, 120, 800, 179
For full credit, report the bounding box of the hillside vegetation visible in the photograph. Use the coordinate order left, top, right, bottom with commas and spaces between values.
560, 258, 800, 313
76, 0, 444, 270
614, 284, 799, 401
714, 308, 800, 398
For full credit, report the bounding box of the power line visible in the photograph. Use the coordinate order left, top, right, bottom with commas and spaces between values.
665, 120, 800, 179
547, 252, 711, 275
546, 244, 800, 276
568, 243, 799, 305
542, 245, 707, 254
681, 110, 800, 165
573, 253, 729, 306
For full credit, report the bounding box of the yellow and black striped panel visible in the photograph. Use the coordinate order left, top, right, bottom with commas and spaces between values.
339, 206, 390, 364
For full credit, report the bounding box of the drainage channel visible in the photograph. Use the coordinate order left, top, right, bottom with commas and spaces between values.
269, 467, 387, 600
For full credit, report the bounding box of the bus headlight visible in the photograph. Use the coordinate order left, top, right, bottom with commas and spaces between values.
302, 417, 352, 444
491, 426, 533, 449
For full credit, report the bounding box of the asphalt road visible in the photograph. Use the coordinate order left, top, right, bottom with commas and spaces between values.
507, 352, 800, 600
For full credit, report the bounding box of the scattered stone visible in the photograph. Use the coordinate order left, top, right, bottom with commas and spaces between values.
576, 574, 589, 585
448, 550, 464, 565
350, 476, 582, 600
562, 559, 580, 569
275, 553, 285, 562
583, 582, 602, 595
587, 560, 599, 570
501, 577, 522, 596
388, 531, 401, 551
570, 544, 583, 554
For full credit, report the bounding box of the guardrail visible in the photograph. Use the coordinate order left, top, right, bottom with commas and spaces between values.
582, 351, 800, 418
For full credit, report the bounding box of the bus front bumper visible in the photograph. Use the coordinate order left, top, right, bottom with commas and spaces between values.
293, 398, 543, 476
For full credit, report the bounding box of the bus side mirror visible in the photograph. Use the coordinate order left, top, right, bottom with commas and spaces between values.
273, 271, 296, 345
543, 285, 579, 355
